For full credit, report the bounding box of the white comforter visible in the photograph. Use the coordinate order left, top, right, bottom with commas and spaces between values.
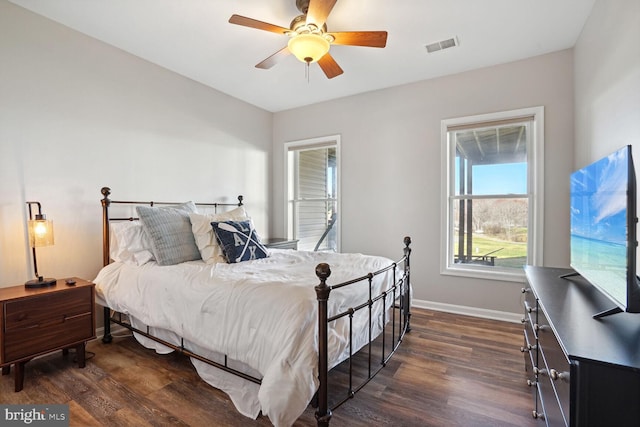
94, 249, 398, 426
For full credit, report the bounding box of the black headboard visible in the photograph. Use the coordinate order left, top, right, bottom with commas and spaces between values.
100, 186, 243, 267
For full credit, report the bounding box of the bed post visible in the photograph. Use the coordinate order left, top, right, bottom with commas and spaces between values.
101, 187, 113, 344
101, 187, 111, 267
315, 262, 332, 427
403, 236, 412, 332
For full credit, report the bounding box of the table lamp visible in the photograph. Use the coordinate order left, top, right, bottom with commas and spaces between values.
25, 201, 56, 288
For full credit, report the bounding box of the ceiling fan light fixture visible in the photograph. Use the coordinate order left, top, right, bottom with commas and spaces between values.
288, 33, 330, 63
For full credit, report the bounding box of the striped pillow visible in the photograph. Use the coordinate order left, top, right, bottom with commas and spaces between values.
137, 202, 201, 265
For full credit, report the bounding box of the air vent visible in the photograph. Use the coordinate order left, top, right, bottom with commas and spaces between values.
425, 36, 459, 53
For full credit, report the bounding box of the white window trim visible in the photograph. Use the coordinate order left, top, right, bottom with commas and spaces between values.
440, 106, 544, 282
284, 134, 341, 252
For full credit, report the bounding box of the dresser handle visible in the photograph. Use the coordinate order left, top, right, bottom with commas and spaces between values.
520, 344, 535, 353
534, 323, 547, 332
532, 410, 545, 420
526, 379, 537, 387
521, 287, 531, 294
550, 369, 569, 382
534, 367, 548, 377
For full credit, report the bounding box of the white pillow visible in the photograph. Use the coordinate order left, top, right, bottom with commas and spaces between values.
189, 206, 248, 264
109, 222, 155, 266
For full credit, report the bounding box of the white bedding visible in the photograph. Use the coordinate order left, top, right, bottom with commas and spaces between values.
94, 249, 399, 427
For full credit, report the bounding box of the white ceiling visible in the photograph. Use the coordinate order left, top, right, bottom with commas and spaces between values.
9, 0, 595, 112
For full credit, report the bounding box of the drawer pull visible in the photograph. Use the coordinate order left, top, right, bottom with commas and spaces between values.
520, 344, 536, 353
63, 312, 89, 322
532, 410, 545, 420
524, 302, 537, 313
534, 367, 548, 377
20, 323, 40, 330
534, 323, 547, 332
521, 287, 531, 294
526, 379, 537, 387
550, 369, 570, 382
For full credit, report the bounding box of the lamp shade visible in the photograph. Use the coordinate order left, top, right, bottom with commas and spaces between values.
288, 33, 330, 63
28, 215, 54, 248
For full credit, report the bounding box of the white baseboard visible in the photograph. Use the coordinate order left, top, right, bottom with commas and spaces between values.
412, 298, 522, 323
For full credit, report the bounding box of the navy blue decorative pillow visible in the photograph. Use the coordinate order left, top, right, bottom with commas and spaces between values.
211, 220, 268, 263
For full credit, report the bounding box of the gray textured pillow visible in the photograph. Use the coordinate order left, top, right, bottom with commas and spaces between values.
136, 201, 201, 266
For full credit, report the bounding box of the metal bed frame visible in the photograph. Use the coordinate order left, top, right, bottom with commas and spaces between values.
99, 186, 411, 426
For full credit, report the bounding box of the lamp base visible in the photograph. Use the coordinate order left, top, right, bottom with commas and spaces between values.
25, 277, 57, 288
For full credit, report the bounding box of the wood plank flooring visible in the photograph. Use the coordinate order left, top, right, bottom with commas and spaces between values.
0, 309, 537, 426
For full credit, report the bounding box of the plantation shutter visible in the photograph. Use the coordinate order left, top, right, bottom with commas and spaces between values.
297, 149, 329, 249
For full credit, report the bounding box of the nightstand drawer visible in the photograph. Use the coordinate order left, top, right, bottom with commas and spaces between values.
4, 312, 93, 361
4, 286, 92, 330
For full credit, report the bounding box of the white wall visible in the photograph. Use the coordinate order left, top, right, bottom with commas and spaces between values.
574, 0, 640, 166
0, 1, 272, 287
574, 0, 640, 306
273, 50, 575, 316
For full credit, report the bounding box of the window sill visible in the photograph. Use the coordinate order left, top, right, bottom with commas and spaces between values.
440, 264, 526, 283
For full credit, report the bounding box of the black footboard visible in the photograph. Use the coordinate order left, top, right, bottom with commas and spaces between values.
314, 236, 412, 426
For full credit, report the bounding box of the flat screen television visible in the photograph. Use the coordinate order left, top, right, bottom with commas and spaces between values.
568, 145, 640, 318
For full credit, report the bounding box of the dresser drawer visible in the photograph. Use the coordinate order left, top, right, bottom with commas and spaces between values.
533, 383, 545, 423
2, 287, 94, 362
538, 321, 570, 423
538, 347, 568, 426
523, 288, 537, 319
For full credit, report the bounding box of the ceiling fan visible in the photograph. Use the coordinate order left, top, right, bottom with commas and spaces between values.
229, 0, 387, 79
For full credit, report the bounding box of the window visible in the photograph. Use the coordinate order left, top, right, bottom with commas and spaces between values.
441, 107, 544, 281
285, 135, 340, 252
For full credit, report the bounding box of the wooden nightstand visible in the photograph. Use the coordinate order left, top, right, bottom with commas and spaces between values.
263, 238, 298, 250
0, 278, 95, 392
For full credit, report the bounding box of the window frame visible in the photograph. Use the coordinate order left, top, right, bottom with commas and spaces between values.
440, 107, 544, 282
284, 135, 341, 252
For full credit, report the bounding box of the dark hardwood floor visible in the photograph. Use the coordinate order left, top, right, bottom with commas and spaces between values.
1, 309, 537, 427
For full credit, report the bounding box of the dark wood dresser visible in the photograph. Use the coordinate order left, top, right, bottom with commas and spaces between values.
0, 278, 95, 391
522, 266, 640, 426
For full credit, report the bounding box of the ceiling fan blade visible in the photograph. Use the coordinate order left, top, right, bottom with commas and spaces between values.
330, 31, 388, 48
255, 46, 291, 69
318, 53, 344, 79
229, 14, 290, 35
306, 0, 337, 28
